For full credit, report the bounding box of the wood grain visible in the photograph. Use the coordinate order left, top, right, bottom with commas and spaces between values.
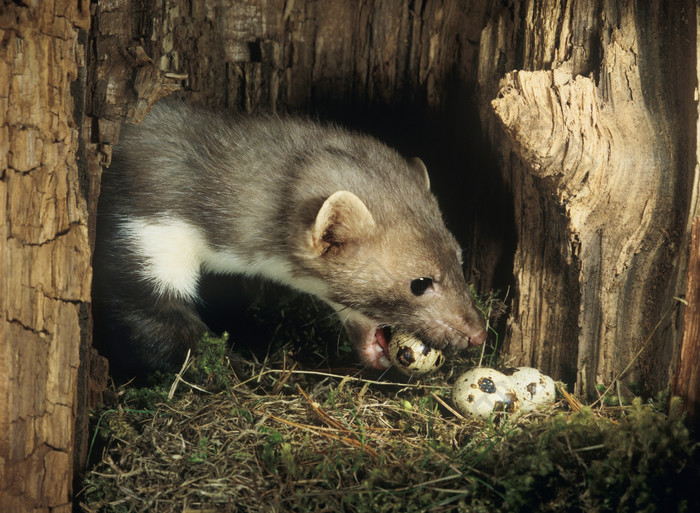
672, 218, 700, 427
0, 2, 90, 511
477, 0, 698, 394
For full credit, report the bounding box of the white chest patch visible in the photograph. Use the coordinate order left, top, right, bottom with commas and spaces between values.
120, 218, 208, 300
119, 217, 328, 301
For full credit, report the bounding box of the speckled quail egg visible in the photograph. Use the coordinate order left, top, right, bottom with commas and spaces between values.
388, 331, 445, 376
452, 368, 520, 421
503, 366, 556, 412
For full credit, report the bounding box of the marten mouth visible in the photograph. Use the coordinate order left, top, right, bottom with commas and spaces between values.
364, 322, 486, 370
371, 325, 392, 369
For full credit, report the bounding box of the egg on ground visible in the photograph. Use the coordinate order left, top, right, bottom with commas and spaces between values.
388, 331, 445, 376
503, 366, 556, 412
452, 368, 520, 421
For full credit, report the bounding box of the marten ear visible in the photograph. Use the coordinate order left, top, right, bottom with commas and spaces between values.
409, 157, 430, 190
311, 191, 376, 256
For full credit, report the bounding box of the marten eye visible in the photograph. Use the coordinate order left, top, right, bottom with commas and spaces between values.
410, 277, 433, 296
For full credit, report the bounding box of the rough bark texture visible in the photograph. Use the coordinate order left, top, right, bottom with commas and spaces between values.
477, 0, 698, 395
0, 2, 91, 512
672, 210, 700, 428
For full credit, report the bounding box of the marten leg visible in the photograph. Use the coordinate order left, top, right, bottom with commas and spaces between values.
94, 286, 208, 373
92, 247, 209, 375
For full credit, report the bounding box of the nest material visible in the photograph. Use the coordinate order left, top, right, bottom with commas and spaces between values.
79, 355, 499, 512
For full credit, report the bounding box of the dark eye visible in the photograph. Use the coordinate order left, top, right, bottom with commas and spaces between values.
410, 277, 433, 296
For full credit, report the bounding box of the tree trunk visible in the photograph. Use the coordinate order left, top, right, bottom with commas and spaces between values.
477, 0, 698, 396
0, 2, 91, 512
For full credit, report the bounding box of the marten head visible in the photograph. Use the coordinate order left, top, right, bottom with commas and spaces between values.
299, 158, 487, 370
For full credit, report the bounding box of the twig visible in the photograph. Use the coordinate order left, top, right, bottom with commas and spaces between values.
168, 350, 211, 399
232, 367, 449, 390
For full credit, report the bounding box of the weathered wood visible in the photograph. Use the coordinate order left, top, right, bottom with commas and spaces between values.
0, 2, 91, 511
672, 218, 700, 427
477, 1, 698, 395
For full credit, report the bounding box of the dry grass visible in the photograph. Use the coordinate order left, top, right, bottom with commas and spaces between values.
79, 342, 513, 512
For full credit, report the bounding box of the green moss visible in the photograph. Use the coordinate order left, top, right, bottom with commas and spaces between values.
587, 398, 695, 512
474, 398, 698, 512
186, 331, 233, 389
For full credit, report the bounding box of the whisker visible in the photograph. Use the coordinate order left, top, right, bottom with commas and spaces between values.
352, 353, 380, 379
376, 365, 393, 380
406, 322, 479, 352
300, 299, 362, 329
300, 308, 340, 328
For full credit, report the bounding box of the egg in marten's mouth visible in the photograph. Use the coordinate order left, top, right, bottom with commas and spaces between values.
366, 325, 442, 374
364, 323, 486, 374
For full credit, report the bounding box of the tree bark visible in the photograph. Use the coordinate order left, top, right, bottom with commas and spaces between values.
0, 2, 91, 512
477, 0, 698, 395
672, 218, 700, 429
